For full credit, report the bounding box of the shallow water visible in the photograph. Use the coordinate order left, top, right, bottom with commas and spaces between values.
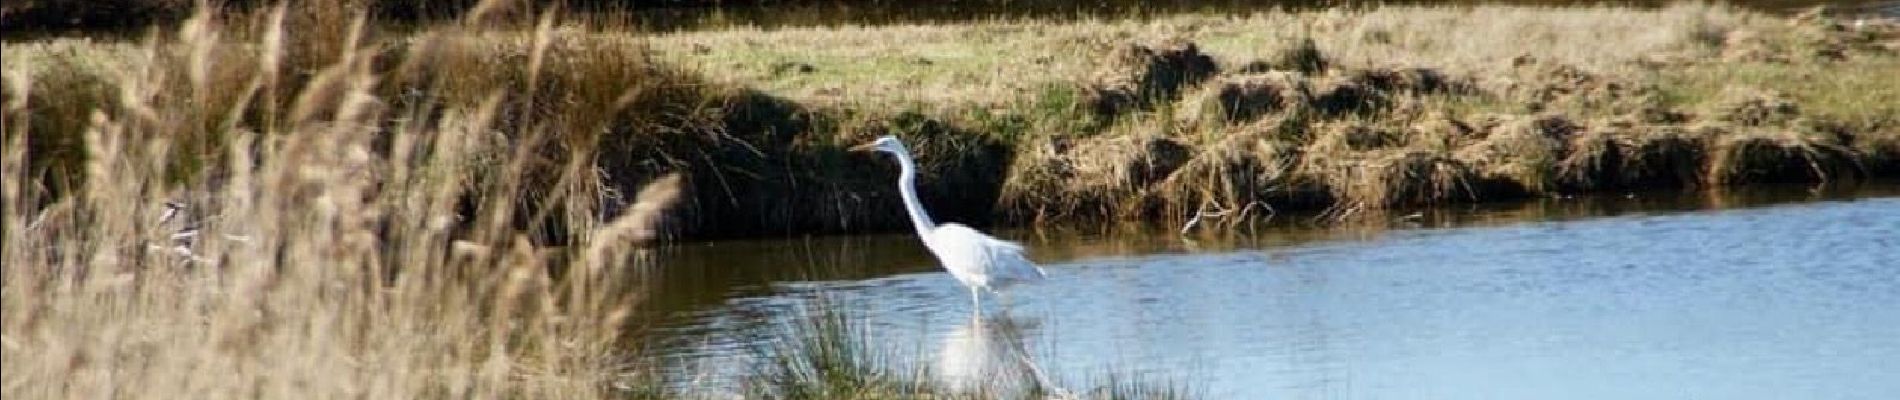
639, 185, 1900, 398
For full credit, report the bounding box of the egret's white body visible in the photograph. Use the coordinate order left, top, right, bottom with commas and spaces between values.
853, 136, 1046, 309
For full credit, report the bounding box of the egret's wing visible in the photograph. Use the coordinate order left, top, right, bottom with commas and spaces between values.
927, 224, 1046, 287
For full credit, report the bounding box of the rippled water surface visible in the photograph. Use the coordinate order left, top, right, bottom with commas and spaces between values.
639, 186, 1900, 399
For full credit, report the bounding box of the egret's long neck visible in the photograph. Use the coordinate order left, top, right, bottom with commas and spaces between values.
893, 149, 937, 236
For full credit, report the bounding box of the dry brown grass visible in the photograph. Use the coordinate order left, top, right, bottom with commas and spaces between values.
1000, 127, 1191, 221
982, 4, 1898, 222
1, 8, 685, 399
1706, 128, 1864, 185
10, 3, 1899, 233
647, 3, 1765, 107
1452, 114, 1576, 195
1559, 123, 1697, 190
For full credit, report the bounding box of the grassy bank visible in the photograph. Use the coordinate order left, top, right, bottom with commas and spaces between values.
7, 4, 1899, 237
648, 3, 1900, 224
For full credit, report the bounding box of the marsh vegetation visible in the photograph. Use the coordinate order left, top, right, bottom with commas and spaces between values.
3, 1, 1897, 398
10, 2, 1898, 238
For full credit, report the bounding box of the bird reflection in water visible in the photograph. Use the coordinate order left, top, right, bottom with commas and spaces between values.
936, 310, 1065, 396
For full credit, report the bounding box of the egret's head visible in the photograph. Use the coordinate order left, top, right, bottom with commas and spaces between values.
848, 135, 906, 155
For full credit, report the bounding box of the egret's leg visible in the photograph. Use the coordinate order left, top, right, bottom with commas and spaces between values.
969, 286, 982, 311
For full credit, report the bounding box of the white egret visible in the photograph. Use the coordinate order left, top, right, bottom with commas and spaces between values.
850, 135, 1046, 310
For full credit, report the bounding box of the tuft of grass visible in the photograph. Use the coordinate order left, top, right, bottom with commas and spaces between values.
1706, 128, 1865, 185
1558, 123, 1709, 191
1088, 372, 1199, 400
1452, 114, 1576, 195
1001, 126, 1191, 222
1314, 148, 1478, 210
738, 297, 1200, 400
1176, 71, 1306, 128
744, 305, 929, 399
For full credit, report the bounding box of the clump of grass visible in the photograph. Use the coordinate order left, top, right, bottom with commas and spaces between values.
1305, 148, 1477, 210
1268, 37, 1328, 74
740, 297, 1200, 400
1155, 124, 1306, 224
746, 308, 930, 399
1083, 40, 1218, 117
1452, 114, 1577, 195
1853, 127, 1900, 177
1087, 373, 1199, 400
1346, 66, 1469, 96
1177, 71, 1306, 127
1707, 87, 1801, 127
1, 40, 122, 191
1706, 128, 1864, 185
1001, 123, 1191, 222
1557, 122, 1707, 191
1401, 111, 1481, 152
1616, 127, 1710, 188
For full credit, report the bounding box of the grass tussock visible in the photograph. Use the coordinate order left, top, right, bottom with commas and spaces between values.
1177, 72, 1306, 128
1706, 128, 1864, 185
1001, 128, 1190, 222
1155, 126, 1305, 224
1082, 40, 1218, 117
741, 300, 1198, 400
1557, 124, 1707, 190
745, 307, 931, 399
1451, 114, 1576, 195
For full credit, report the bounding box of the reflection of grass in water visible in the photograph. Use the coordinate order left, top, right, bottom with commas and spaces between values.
744, 296, 1197, 399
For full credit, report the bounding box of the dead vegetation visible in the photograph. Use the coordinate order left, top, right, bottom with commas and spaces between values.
3, 7, 681, 399
1177, 72, 1305, 127
1707, 128, 1864, 185
9, 4, 1899, 236
998, 6, 1897, 223
1082, 40, 1218, 117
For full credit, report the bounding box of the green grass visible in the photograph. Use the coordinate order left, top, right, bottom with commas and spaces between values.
1657, 58, 1900, 130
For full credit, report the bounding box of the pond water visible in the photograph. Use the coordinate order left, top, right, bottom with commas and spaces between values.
637, 185, 1900, 398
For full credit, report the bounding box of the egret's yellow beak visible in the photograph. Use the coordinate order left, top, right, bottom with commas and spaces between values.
848, 142, 879, 152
